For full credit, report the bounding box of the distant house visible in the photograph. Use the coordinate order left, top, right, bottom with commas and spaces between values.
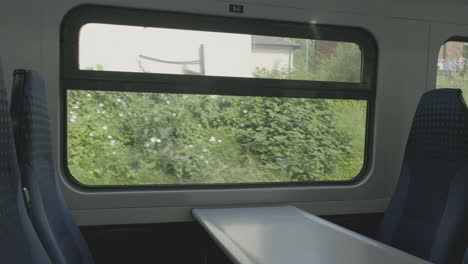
251, 36, 300, 72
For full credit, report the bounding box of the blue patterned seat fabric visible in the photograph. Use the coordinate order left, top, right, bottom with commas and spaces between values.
0, 61, 51, 263
11, 70, 94, 264
378, 88, 468, 264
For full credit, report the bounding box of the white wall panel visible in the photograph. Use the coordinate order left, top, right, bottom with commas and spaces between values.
0, 0, 456, 225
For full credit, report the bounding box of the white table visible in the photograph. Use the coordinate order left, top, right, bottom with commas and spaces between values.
192, 206, 431, 264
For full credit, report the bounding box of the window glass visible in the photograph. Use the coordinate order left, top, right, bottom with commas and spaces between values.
79, 24, 362, 83
68, 90, 366, 185
62, 8, 376, 187
437, 41, 468, 100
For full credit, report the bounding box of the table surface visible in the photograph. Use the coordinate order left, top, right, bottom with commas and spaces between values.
192, 206, 432, 264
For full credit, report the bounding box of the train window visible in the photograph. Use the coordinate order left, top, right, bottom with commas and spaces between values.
437, 40, 468, 100
62, 6, 377, 187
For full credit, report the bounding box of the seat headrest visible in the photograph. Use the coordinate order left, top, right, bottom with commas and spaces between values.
0, 59, 18, 200
0, 58, 3, 89
0, 57, 12, 170
406, 88, 468, 161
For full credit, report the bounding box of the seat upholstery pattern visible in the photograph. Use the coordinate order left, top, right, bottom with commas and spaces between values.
12, 70, 94, 264
377, 88, 468, 264
0, 62, 51, 263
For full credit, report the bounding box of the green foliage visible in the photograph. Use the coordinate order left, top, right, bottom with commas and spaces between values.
67, 43, 366, 185
437, 70, 468, 102
291, 40, 361, 82
312, 43, 362, 82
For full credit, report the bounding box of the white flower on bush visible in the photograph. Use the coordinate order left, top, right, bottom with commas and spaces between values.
107, 135, 113, 139
150, 137, 161, 143
89, 133, 94, 137
243, 110, 248, 114
217, 140, 222, 143
209, 136, 216, 142
188, 144, 194, 148
102, 125, 108, 130
69, 118, 76, 123
73, 105, 79, 109
118, 113, 124, 117
110, 140, 116, 146
71, 114, 77, 119
116, 98, 122, 103
99, 103, 104, 107
203, 149, 208, 153
86, 93, 91, 97
112, 152, 116, 155
166, 100, 171, 105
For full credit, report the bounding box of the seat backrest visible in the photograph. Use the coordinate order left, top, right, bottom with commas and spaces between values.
11, 70, 94, 264
0, 60, 51, 263
377, 88, 468, 264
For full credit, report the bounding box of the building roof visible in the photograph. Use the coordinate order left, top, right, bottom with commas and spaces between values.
252, 36, 300, 49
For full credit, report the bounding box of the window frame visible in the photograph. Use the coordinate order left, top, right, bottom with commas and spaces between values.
60, 4, 378, 190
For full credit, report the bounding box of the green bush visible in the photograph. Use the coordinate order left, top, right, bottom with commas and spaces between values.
437, 71, 468, 102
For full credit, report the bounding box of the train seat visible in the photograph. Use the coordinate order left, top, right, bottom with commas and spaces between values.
378, 88, 468, 264
11, 70, 94, 264
0, 60, 51, 263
